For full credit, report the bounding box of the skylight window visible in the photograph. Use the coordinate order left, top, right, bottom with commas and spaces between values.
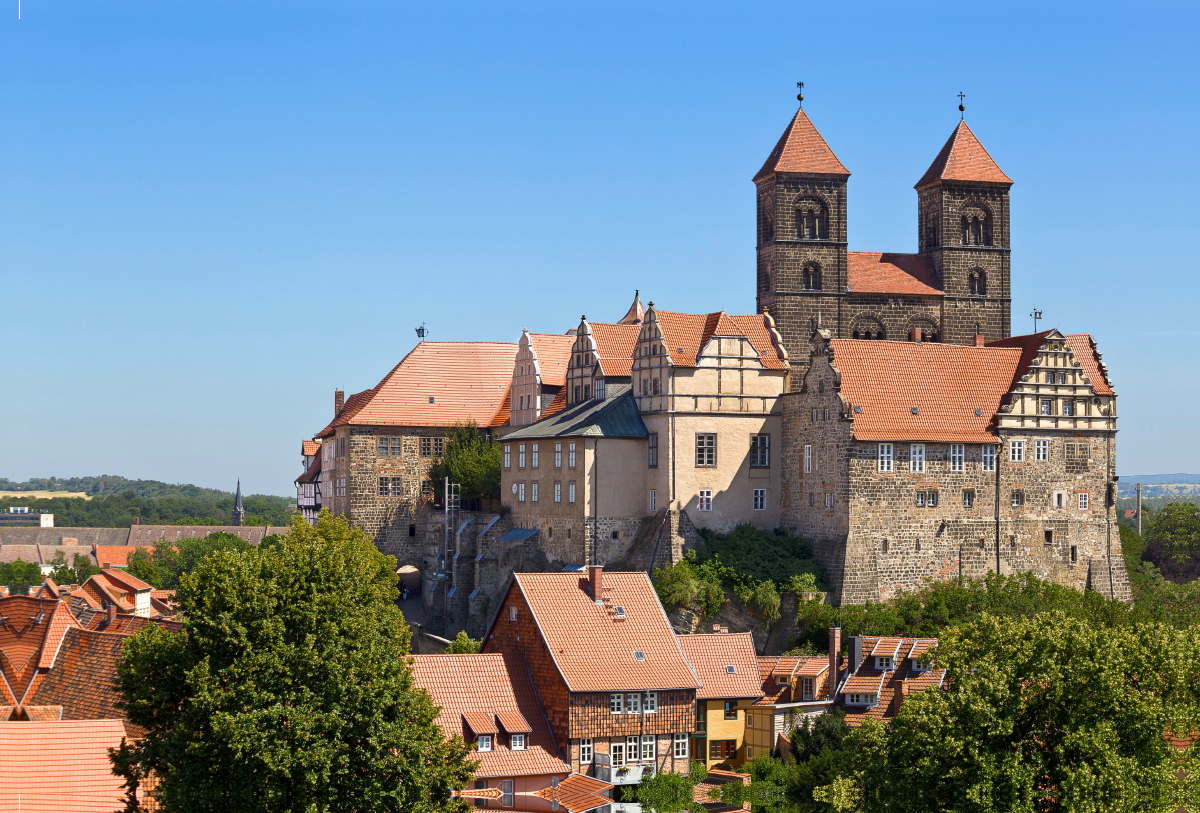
975, 408, 982, 416
911, 407, 919, 415
725, 665, 736, 674
853, 405, 862, 414
633, 650, 645, 661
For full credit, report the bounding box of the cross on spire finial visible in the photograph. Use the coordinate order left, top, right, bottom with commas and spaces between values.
796, 81, 804, 108
958, 92, 966, 120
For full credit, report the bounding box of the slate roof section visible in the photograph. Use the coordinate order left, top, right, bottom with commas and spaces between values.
830, 339, 1024, 443
125, 525, 287, 545
0, 529, 126, 548
502, 385, 647, 440
654, 311, 788, 370
846, 252, 943, 297
507, 571, 700, 693
754, 108, 850, 181
409, 652, 568, 778
915, 120, 1012, 188
676, 633, 764, 700
528, 334, 575, 389
0, 719, 131, 813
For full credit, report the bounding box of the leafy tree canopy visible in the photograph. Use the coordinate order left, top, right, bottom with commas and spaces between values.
634, 760, 708, 813
0, 491, 294, 528
445, 630, 481, 654
113, 511, 474, 813
430, 422, 502, 505
0, 559, 43, 595
48, 552, 101, 586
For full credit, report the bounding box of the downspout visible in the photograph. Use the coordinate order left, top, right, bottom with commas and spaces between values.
994, 443, 1001, 576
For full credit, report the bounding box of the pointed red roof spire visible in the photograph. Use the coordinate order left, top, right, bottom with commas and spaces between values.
754, 108, 850, 181
915, 121, 1012, 188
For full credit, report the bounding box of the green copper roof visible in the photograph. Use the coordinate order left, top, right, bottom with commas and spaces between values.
504, 384, 647, 439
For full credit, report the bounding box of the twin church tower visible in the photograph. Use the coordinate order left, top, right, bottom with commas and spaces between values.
754, 107, 1013, 372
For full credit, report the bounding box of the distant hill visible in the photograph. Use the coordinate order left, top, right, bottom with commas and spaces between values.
1118, 475, 1200, 499
0, 475, 235, 500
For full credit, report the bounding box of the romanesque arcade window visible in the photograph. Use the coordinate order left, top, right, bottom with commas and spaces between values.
961, 211, 992, 246
795, 200, 828, 240
803, 264, 822, 291
969, 270, 987, 296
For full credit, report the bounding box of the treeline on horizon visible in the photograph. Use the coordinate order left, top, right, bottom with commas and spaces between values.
0, 474, 250, 500
0, 492, 294, 528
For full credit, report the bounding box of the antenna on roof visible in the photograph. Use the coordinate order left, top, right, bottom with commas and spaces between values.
1030, 305, 1043, 333
796, 81, 805, 108
415, 322, 428, 339
958, 92, 966, 120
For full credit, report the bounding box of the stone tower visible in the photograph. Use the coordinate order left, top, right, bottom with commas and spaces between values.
754, 108, 849, 385
915, 121, 1013, 343
232, 479, 245, 526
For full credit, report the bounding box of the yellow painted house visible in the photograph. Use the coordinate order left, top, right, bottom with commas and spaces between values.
677, 631, 764, 769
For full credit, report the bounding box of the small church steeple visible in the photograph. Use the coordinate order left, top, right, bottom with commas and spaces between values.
232, 480, 245, 526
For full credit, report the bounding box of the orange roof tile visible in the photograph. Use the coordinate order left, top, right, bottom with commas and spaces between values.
677, 633, 764, 700
496, 709, 532, 734
529, 334, 575, 388
590, 324, 640, 366
534, 773, 613, 813
0, 719, 130, 813
1063, 334, 1114, 395
302, 439, 321, 457
0, 596, 57, 704
986, 331, 1053, 389
830, 339, 1024, 443
654, 311, 787, 370
770, 657, 799, 678
295, 453, 322, 485
616, 292, 647, 326
463, 710, 498, 736
409, 652, 568, 778
505, 572, 700, 693
315, 387, 376, 438
753, 657, 792, 706
795, 658, 830, 677
541, 388, 567, 419
847, 252, 943, 297
755, 108, 850, 181
916, 120, 1012, 188
92, 546, 151, 568
36, 602, 80, 671
28, 629, 133, 730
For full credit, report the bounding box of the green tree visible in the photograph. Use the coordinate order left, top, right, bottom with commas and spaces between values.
1145, 501, 1200, 562
792, 708, 850, 762
429, 421, 502, 505
445, 630, 481, 654
0, 559, 43, 595
112, 511, 474, 813
635, 761, 708, 813
126, 548, 164, 589
150, 532, 254, 590
51, 552, 102, 585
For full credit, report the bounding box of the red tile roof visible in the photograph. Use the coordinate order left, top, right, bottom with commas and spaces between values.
321, 341, 519, 432
496, 709, 532, 734
529, 334, 575, 388
830, 339, 1024, 443
92, 545, 151, 568
295, 453, 321, 485
653, 311, 788, 370
590, 324, 640, 369
0, 597, 57, 705
915, 121, 1012, 188
534, 773, 613, 813
302, 439, 321, 457
409, 652, 568, 778
0, 719, 130, 813
986, 331, 1053, 390
1063, 334, 1114, 395
754, 108, 850, 181
463, 710, 498, 736
28, 629, 133, 730
676, 633, 764, 700
835, 636, 945, 726
507, 571, 701, 693
36, 602, 80, 671
315, 387, 376, 438
541, 388, 567, 419
616, 293, 647, 326
846, 252, 943, 297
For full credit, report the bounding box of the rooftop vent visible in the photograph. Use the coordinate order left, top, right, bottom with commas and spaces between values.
725, 665, 736, 674
975, 408, 983, 416
911, 408, 919, 415
853, 405, 862, 414
633, 650, 645, 661
429, 396, 435, 404
614, 606, 626, 620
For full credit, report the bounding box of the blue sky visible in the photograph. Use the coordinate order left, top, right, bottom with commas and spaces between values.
2, 1, 1198, 496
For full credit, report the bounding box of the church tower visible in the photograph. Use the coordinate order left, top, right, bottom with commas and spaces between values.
754, 107, 849, 383
232, 479, 245, 526
916, 121, 1013, 343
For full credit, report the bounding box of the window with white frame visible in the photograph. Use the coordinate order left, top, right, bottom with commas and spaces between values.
982, 445, 996, 471
518, 444, 526, 468
878, 444, 894, 473
950, 444, 964, 473
611, 742, 625, 767
554, 482, 561, 503
477, 734, 492, 752
846, 693, 875, 706
1036, 439, 1049, 461
627, 737, 640, 762
503, 445, 511, 468
508, 606, 517, 621
696, 434, 717, 466
802, 677, 814, 700
915, 491, 926, 507
648, 433, 659, 467
1041, 399, 1052, 416
501, 780, 514, 808
910, 444, 925, 473
927, 491, 938, 507
580, 738, 594, 763
1079, 492, 1089, 510
673, 733, 688, 758
626, 693, 641, 714
609, 693, 624, 714
641, 735, 655, 761
875, 656, 895, 670
531, 444, 539, 468
1063, 401, 1075, 417
804, 445, 812, 473
1010, 439, 1025, 462
530, 481, 538, 503
750, 434, 770, 467
568, 482, 576, 504
568, 442, 576, 468
1012, 489, 1024, 507
698, 490, 712, 511
824, 492, 834, 508
555, 443, 562, 468
511, 734, 526, 751
753, 489, 766, 510
518, 482, 525, 502
645, 692, 657, 713
649, 489, 657, 512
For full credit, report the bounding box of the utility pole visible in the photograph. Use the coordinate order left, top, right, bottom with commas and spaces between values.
1136, 483, 1142, 536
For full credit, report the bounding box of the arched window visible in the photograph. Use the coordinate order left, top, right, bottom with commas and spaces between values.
795, 200, 828, 240
969, 270, 986, 296
803, 264, 822, 291
960, 211, 992, 246
928, 212, 938, 246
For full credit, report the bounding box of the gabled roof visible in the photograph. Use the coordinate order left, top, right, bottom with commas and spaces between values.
1063, 334, 1114, 395
590, 324, 640, 369
502, 385, 647, 440
295, 453, 322, 485
829, 339, 1025, 443
528, 333, 575, 388
318, 341, 519, 434
915, 120, 1012, 188
125, 525, 287, 546
302, 439, 321, 457
0, 719, 130, 813
754, 108, 850, 181
846, 252, 943, 297
835, 636, 945, 727
27, 628, 135, 732
676, 633, 763, 700
93, 545, 152, 568
652, 310, 788, 370
409, 652, 568, 778
503, 571, 700, 693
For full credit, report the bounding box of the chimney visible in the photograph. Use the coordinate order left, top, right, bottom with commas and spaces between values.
334, 389, 345, 416
829, 627, 841, 699
107, 604, 116, 624
102, 562, 111, 570
911, 327, 922, 343
589, 565, 603, 604
974, 335, 985, 347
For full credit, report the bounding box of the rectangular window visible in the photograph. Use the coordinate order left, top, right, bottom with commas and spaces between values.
1079, 492, 1089, 510
626, 693, 641, 714
511, 734, 526, 751
710, 740, 737, 760
824, 408, 830, 422
698, 490, 712, 511
824, 492, 834, 508
875, 656, 895, 670
1036, 439, 1049, 461
1071, 545, 1078, 563
928, 491, 938, 508
750, 434, 770, 467
531, 444, 539, 468
421, 437, 432, 457
611, 742, 625, 767
1055, 491, 1065, 508
503, 445, 511, 468
802, 677, 814, 701
696, 434, 717, 466
580, 738, 594, 763
915, 491, 925, 507
610, 693, 623, 714
963, 490, 975, 508
1063, 401, 1075, 417
391, 437, 402, 457
627, 737, 639, 763
648, 433, 659, 468
641, 735, 655, 761
555, 443, 562, 468
644, 692, 657, 713
474, 780, 487, 808
809, 493, 814, 507
509, 606, 517, 621
982, 445, 996, 471
433, 437, 445, 457
378, 477, 402, 497
673, 733, 688, 759
378, 437, 389, 456
531, 481, 538, 503
910, 444, 925, 473
518, 444, 526, 468
568, 443, 576, 468
477, 735, 492, 752
501, 780, 513, 808
804, 445, 812, 474
753, 489, 766, 510
1012, 490, 1024, 507
878, 444, 894, 473
1010, 439, 1025, 463
724, 700, 738, 720
518, 482, 525, 503
950, 444, 964, 473
1041, 399, 1052, 416
649, 489, 657, 512
554, 482, 561, 504
568, 482, 576, 504
812, 409, 818, 423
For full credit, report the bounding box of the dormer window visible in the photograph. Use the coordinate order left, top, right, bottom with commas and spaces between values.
776, 676, 789, 686
802, 677, 815, 700
510, 734, 526, 751
846, 693, 877, 706
477, 734, 493, 752
911, 658, 929, 673
875, 656, 895, 671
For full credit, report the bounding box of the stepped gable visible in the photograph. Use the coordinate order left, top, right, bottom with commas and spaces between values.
916, 120, 1012, 188
654, 311, 787, 370
986, 330, 1054, 390
754, 108, 851, 181
1064, 334, 1114, 395
409, 651, 568, 778
846, 252, 943, 296
829, 339, 1025, 443
0, 719, 130, 813
676, 632, 763, 700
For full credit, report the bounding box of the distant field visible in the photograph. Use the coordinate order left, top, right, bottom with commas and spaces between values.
0, 491, 90, 500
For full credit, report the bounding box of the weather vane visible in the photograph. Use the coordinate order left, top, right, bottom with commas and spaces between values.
1030, 305, 1043, 333
796, 81, 804, 108
415, 322, 428, 339
958, 92, 966, 120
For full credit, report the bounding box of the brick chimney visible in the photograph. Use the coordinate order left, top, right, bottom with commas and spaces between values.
911, 327, 922, 343
107, 604, 116, 624
829, 626, 841, 699
974, 335, 986, 347
589, 565, 603, 604
334, 390, 345, 416
102, 562, 111, 569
